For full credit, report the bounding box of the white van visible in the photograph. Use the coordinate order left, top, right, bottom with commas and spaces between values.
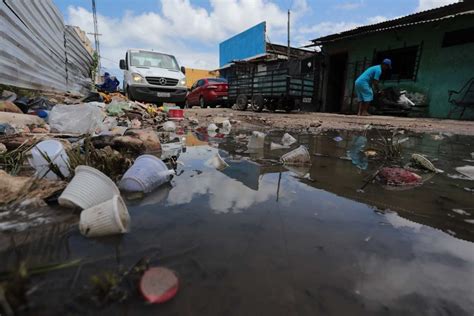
119, 49, 187, 107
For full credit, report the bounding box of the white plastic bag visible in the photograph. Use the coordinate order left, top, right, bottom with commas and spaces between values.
49, 103, 105, 134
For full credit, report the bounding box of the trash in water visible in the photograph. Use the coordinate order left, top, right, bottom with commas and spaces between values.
333, 136, 343, 142
451, 209, 471, 216
207, 123, 218, 131
163, 121, 176, 132
281, 133, 297, 146
207, 152, 229, 170
161, 143, 183, 160
247, 131, 266, 148
270, 142, 287, 150
455, 165, 474, 180
280, 145, 311, 165
411, 153, 443, 173
377, 167, 422, 187
140, 267, 179, 304
347, 136, 368, 170
59, 166, 120, 209
119, 155, 174, 193
364, 150, 377, 157
79, 195, 130, 237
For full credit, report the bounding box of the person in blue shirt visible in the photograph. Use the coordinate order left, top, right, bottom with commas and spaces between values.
355, 59, 391, 116
97, 72, 120, 93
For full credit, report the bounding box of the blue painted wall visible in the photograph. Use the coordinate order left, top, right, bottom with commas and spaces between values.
219, 22, 266, 67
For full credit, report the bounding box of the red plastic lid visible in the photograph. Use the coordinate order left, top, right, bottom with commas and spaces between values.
140, 267, 179, 304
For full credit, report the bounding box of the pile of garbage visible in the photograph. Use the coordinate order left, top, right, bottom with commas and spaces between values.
0, 89, 194, 235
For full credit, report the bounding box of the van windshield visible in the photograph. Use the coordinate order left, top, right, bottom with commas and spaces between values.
130, 51, 179, 70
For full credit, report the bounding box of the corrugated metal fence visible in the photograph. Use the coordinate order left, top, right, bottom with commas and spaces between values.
0, 0, 93, 94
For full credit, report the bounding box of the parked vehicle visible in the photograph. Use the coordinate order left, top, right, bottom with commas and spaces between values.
227, 60, 314, 112
185, 78, 229, 108
120, 49, 187, 107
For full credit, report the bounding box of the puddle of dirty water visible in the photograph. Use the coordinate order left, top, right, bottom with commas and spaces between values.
0, 129, 473, 315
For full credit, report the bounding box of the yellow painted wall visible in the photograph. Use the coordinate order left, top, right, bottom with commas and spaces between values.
185, 68, 219, 88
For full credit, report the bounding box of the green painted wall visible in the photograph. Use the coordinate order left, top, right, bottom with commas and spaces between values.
321, 15, 474, 119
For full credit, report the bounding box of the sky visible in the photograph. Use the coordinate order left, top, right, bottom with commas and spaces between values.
54, 0, 458, 78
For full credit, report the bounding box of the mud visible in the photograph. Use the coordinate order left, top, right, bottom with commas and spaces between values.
186, 108, 474, 135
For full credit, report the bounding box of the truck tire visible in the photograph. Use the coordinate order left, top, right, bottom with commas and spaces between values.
199, 96, 206, 108
235, 94, 248, 111
251, 94, 264, 112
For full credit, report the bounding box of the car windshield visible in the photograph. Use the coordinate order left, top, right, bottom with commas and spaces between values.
130, 51, 179, 70
208, 78, 227, 83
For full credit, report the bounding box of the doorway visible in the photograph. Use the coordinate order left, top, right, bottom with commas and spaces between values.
326, 52, 348, 113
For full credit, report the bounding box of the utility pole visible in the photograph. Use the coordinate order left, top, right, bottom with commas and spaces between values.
90, 0, 101, 81
287, 9, 290, 61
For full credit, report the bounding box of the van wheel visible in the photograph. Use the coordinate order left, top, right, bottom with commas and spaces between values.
126, 87, 134, 101
199, 96, 206, 108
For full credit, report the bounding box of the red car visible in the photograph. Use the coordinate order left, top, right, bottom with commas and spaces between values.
185, 78, 228, 108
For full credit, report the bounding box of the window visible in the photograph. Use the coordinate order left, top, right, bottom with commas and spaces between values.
442, 27, 474, 47
130, 51, 179, 70
197, 79, 205, 87
208, 78, 227, 84
375, 45, 419, 81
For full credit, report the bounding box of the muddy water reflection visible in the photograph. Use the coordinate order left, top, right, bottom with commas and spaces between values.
1, 129, 474, 315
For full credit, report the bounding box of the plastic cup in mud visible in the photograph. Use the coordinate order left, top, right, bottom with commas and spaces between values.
59, 166, 120, 209
280, 145, 311, 165
29, 139, 70, 180
79, 195, 130, 237
247, 131, 266, 148
119, 155, 175, 193
208, 123, 218, 131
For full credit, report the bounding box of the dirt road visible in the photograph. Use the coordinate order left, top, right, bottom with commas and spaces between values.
185, 108, 474, 135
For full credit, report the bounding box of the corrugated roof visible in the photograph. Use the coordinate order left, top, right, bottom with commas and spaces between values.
311, 1, 474, 44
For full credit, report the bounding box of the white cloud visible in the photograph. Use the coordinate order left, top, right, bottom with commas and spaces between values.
367, 15, 388, 24
417, 0, 459, 11
335, 1, 364, 10
297, 15, 389, 39
66, 0, 295, 74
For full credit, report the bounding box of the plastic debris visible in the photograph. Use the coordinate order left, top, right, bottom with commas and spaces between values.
119, 155, 174, 193
451, 209, 471, 216
333, 136, 343, 142
281, 133, 297, 146
348, 136, 368, 170
208, 152, 229, 170
281, 145, 311, 165
28, 140, 70, 180
0, 143, 6, 154
140, 267, 179, 304
208, 123, 218, 131
59, 166, 120, 209
163, 121, 176, 132
49, 103, 105, 134
455, 166, 474, 180
377, 167, 422, 186
270, 142, 287, 150
106, 100, 130, 116
79, 195, 130, 237
222, 119, 232, 130
247, 131, 266, 148
412, 153, 443, 173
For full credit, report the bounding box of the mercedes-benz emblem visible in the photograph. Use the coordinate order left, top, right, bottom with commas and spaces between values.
158, 77, 167, 85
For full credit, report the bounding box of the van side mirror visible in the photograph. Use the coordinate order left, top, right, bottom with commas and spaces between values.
119, 59, 126, 70
180, 66, 186, 74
